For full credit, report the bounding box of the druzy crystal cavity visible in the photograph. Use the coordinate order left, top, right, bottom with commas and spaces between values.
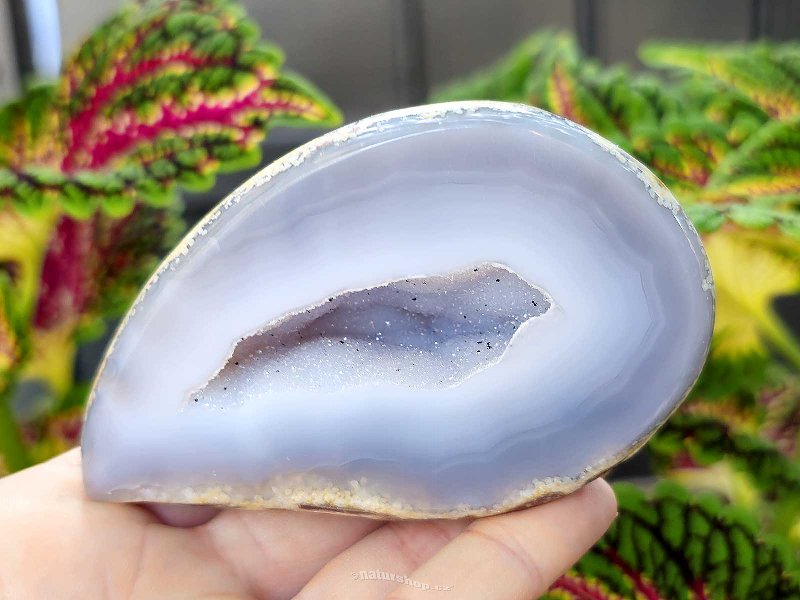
82, 102, 714, 518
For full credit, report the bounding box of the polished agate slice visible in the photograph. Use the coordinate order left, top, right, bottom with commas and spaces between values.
82, 101, 714, 519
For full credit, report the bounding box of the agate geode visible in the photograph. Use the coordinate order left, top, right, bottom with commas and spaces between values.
82, 101, 714, 518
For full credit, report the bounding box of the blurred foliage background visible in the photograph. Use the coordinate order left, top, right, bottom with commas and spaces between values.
1, 0, 800, 597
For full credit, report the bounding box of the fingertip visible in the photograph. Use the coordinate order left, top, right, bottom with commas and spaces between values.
582, 478, 618, 527
144, 503, 220, 527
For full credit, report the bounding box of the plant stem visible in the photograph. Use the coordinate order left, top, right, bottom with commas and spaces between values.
761, 309, 800, 372
0, 382, 29, 472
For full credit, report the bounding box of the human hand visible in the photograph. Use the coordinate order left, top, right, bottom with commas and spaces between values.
0, 449, 616, 599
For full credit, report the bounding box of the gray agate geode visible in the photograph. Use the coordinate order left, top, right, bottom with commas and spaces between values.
82, 101, 714, 519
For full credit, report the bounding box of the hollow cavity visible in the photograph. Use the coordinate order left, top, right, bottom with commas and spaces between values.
192, 264, 551, 408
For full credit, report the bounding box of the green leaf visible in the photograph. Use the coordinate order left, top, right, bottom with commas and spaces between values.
433, 31, 742, 193
88, 203, 184, 320
685, 202, 727, 232
641, 42, 800, 120
100, 194, 136, 218
704, 231, 800, 364
728, 204, 785, 229
685, 202, 800, 239
689, 351, 775, 401
0, 85, 60, 167
431, 31, 565, 103
61, 191, 97, 219
651, 413, 800, 500
707, 118, 800, 200
0, 272, 22, 383
0, 271, 30, 473
0, 166, 173, 219
217, 146, 261, 173
546, 483, 800, 599
58, 0, 342, 181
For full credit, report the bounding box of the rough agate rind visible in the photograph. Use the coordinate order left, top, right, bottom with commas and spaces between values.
81, 101, 715, 519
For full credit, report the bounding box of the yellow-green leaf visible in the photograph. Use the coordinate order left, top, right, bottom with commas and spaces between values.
706, 231, 800, 364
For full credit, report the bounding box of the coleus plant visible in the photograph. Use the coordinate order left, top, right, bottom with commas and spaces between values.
547, 483, 800, 599
0, 0, 340, 471
435, 34, 800, 596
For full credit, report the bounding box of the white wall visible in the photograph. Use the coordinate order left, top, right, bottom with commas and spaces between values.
0, 0, 19, 101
